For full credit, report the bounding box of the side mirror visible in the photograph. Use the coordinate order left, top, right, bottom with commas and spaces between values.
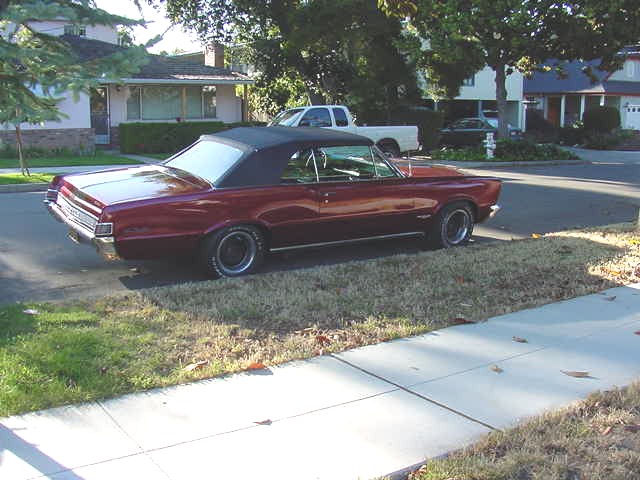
299, 120, 311, 127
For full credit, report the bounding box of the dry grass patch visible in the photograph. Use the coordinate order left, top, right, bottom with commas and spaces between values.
1, 223, 639, 416
409, 381, 640, 480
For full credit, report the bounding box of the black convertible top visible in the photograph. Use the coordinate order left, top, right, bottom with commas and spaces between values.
201, 126, 374, 188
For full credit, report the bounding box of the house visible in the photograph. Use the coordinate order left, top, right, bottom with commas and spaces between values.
524, 47, 640, 129
422, 66, 525, 128
0, 19, 254, 152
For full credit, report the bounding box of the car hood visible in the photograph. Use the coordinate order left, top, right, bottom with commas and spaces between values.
60, 165, 211, 206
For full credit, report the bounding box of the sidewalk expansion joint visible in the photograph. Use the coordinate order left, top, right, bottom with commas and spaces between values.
330, 354, 499, 432
96, 400, 172, 480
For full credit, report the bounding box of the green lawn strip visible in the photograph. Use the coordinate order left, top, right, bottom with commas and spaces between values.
0, 173, 57, 185
0, 155, 140, 169
409, 382, 640, 480
141, 153, 173, 160
1, 224, 638, 417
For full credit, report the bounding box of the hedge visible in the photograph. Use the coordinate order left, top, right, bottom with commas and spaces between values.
582, 106, 620, 133
119, 121, 265, 154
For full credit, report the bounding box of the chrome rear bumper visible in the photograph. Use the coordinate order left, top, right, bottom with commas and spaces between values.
45, 200, 119, 260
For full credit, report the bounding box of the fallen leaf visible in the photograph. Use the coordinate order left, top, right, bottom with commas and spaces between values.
606, 269, 622, 276
253, 419, 272, 426
184, 360, 208, 372
451, 317, 475, 325
22, 309, 39, 315
247, 362, 266, 370
603, 296, 617, 302
512, 336, 528, 343
316, 334, 331, 346
490, 365, 503, 373
455, 276, 465, 284
561, 370, 590, 378
623, 424, 640, 432
531, 233, 542, 238
601, 426, 612, 436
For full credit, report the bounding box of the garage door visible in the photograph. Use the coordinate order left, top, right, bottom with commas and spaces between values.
625, 105, 640, 130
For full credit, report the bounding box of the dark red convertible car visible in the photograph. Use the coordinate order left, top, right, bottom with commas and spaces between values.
45, 127, 501, 277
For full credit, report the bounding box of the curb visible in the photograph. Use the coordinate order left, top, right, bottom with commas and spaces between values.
404, 158, 588, 168
0, 183, 48, 194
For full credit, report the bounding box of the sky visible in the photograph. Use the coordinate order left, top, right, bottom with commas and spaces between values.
94, 0, 202, 54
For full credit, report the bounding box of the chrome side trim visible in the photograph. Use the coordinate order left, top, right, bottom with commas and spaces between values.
269, 231, 425, 252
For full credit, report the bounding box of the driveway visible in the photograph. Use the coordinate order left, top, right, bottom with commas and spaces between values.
1, 156, 638, 304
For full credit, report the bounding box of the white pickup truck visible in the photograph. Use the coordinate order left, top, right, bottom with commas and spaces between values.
268, 105, 420, 156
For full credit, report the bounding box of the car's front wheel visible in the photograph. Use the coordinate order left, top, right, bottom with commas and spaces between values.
199, 225, 265, 278
427, 202, 474, 249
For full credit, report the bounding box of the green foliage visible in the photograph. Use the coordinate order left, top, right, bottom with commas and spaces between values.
119, 121, 266, 154
582, 106, 621, 133
162, 0, 420, 117
431, 140, 579, 162
582, 129, 633, 150
381, 0, 640, 139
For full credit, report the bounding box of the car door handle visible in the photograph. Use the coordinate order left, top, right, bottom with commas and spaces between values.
322, 192, 336, 197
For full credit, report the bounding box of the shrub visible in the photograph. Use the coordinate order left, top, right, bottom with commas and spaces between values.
582, 106, 620, 133
119, 121, 266, 154
431, 139, 579, 162
558, 125, 587, 146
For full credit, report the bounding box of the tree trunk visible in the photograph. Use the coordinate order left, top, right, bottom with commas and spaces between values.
494, 63, 509, 139
306, 88, 325, 105
15, 123, 29, 176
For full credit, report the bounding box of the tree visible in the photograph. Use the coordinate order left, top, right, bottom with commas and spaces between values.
157, 0, 420, 119
0, 1, 147, 174
380, 0, 640, 139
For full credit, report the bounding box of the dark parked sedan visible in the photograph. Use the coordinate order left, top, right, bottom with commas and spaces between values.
45, 127, 501, 277
440, 117, 522, 147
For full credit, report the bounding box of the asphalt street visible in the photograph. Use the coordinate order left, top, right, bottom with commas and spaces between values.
1, 153, 638, 304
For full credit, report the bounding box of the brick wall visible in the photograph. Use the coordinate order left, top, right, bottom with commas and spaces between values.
0, 128, 95, 154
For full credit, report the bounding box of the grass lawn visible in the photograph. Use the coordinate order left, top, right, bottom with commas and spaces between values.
1, 223, 638, 417
140, 153, 173, 160
0, 154, 140, 169
0, 173, 56, 185
409, 382, 640, 480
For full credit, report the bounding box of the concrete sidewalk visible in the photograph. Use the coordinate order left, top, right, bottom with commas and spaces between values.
2, 283, 639, 480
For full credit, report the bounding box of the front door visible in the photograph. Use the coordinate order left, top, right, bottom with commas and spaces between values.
90, 87, 110, 144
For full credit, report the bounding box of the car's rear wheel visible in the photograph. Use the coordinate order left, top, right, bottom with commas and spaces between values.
427, 202, 474, 249
199, 225, 265, 278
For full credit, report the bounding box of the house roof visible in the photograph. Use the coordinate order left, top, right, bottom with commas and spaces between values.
524, 57, 640, 96
60, 34, 253, 84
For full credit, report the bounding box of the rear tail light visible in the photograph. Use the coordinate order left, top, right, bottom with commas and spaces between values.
45, 189, 58, 203
94, 222, 113, 236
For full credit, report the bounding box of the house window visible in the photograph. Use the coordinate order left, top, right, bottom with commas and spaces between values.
64, 24, 86, 36
462, 75, 475, 87
126, 86, 217, 121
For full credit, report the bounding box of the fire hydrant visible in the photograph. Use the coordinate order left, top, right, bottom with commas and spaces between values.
484, 132, 496, 159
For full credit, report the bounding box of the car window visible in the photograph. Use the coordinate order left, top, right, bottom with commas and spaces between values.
299, 108, 332, 127
332, 108, 349, 127
269, 108, 304, 126
281, 150, 318, 184
315, 146, 376, 181
164, 140, 244, 184
372, 149, 397, 178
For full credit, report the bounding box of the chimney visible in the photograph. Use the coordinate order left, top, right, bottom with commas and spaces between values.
204, 43, 225, 68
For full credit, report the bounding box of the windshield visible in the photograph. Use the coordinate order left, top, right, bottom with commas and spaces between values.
164, 140, 244, 185
269, 108, 305, 126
